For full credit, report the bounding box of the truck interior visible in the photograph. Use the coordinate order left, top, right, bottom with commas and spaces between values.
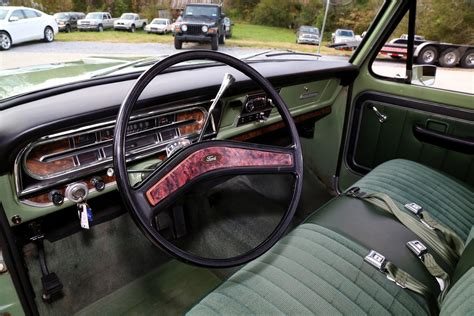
0, 0, 472, 315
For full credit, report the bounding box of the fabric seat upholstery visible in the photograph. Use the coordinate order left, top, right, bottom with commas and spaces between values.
187, 224, 429, 315
188, 159, 474, 315
354, 159, 474, 241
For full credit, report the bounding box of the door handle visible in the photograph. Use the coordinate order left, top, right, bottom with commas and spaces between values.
413, 124, 474, 154
371, 106, 388, 123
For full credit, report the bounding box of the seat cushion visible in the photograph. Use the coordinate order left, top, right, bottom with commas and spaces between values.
354, 159, 474, 241
440, 268, 474, 316
187, 224, 429, 315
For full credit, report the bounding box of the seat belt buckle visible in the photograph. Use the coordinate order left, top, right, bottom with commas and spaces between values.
346, 187, 365, 198
404, 203, 435, 230
364, 250, 387, 271
406, 240, 428, 257
404, 202, 423, 216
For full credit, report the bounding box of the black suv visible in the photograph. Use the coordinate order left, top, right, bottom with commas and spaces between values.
174, 3, 226, 51
53, 12, 85, 32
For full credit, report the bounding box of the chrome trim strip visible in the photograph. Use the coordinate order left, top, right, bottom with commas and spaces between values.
15, 101, 213, 198
21, 106, 207, 181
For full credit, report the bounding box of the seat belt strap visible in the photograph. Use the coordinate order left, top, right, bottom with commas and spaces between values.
346, 188, 459, 269
405, 203, 465, 256
365, 250, 439, 315
407, 240, 450, 303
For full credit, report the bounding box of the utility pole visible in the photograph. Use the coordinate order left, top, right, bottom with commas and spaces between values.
317, 0, 330, 55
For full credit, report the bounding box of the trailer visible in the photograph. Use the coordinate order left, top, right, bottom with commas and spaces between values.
380, 36, 474, 68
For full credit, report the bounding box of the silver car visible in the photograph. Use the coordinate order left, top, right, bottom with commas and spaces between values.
296, 26, 320, 45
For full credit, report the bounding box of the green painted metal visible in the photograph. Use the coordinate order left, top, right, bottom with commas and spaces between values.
0, 272, 24, 315
339, 0, 474, 190
218, 79, 341, 140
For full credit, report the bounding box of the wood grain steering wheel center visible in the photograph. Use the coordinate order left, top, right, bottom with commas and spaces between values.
145, 145, 294, 206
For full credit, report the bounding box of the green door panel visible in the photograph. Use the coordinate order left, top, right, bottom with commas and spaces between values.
347, 92, 474, 186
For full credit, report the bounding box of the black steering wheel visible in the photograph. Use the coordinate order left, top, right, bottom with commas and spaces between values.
114, 51, 303, 268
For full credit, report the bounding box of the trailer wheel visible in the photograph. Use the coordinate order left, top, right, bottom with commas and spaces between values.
460, 49, 474, 68
439, 48, 460, 67
417, 46, 438, 65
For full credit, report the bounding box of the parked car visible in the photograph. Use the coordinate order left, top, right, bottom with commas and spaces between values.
145, 18, 172, 34
53, 12, 85, 33
223, 16, 233, 38
331, 29, 355, 44
296, 25, 320, 45
114, 13, 147, 33
174, 3, 226, 51
0, 6, 58, 51
78, 12, 115, 32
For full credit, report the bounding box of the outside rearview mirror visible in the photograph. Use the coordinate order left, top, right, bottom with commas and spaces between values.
9, 16, 19, 22
412, 65, 437, 86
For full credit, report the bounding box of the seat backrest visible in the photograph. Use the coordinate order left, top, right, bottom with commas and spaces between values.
440, 233, 474, 315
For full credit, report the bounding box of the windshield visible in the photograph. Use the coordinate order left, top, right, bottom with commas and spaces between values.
337, 30, 354, 37
54, 13, 70, 19
152, 19, 166, 25
0, 0, 387, 102
85, 13, 103, 19
300, 26, 319, 35
120, 14, 135, 20
0, 9, 8, 20
184, 5, 219, 18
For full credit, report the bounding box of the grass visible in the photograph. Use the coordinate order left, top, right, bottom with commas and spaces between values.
56, 23, 350, 57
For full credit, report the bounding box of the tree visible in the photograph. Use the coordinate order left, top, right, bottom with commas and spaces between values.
72, 0, 87, 12
295, 0, 323, 27
251, 0, 292, 28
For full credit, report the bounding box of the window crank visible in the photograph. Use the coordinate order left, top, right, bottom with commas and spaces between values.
371, 106, 388, 123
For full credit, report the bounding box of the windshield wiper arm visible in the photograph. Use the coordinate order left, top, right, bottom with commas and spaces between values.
264, 51, 321, 58
241, 50, 273, 61
90, 56, 167, 78
241, 50, 321, 61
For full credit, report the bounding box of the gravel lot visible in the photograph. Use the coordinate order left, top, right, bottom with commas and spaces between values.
0, 41, 264, 69
1, 41, 472, 94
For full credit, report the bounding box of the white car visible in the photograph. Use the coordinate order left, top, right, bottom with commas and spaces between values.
331, 29, 356, 44
0, 6, 58, 51
114, 13, 148, 32
145, 18, 172, 34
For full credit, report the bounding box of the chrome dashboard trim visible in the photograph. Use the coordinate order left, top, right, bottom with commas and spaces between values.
15, 101, 213, 198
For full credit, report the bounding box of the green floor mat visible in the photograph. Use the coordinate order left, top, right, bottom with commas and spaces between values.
75, 260, 221, 316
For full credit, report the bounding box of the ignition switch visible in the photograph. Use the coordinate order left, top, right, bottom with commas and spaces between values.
65, 182, 89, 203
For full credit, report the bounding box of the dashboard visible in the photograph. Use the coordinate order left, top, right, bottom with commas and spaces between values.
0, 59, 358, 225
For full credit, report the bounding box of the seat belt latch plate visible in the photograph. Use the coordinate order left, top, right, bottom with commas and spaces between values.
406, 240, 428, 257
404, 202, 423, 216
364, 250, 386, 271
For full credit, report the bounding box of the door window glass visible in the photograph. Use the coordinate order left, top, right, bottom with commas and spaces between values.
371, 1, 473, 94
11, 10, 25, 20
23, 10, 40, 19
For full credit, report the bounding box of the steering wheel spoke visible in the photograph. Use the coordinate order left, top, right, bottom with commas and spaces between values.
138, 140, 296, 209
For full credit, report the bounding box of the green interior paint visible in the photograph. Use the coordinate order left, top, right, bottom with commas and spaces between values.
217, 79, 342, 140
0, 272, 24, 315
